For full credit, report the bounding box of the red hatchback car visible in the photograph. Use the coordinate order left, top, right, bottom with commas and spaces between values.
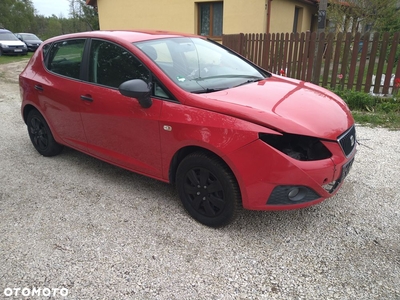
20, 30, 356, 227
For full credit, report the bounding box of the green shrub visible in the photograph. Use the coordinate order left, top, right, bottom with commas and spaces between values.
332, 89, 400, 113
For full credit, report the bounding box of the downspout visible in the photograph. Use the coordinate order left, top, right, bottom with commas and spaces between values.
266, 0, 272, 33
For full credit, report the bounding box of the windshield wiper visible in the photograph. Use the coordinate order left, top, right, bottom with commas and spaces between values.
191, 88, 227, 94
234, 77, 265, 87
191, 75, 264, 82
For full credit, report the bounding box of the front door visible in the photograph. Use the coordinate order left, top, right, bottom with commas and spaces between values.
79, 39, 163, 178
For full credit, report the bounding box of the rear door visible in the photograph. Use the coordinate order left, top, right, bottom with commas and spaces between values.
35, 39, 88, 150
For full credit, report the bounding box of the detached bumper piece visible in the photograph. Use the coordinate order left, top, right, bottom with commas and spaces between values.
267, 185, 320, 205
323, 155, 355, 193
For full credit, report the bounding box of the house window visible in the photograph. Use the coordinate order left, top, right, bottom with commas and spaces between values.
198, 2, 223, 38
293, 7, 303, 33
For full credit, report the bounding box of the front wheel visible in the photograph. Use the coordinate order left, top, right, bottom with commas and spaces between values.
176, 152, 241, 227
26, 109, 63, 156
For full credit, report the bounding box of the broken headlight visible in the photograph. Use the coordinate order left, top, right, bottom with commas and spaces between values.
259, 133, 332, 161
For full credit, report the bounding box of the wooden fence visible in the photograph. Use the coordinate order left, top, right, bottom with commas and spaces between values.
222, 31, 400, 95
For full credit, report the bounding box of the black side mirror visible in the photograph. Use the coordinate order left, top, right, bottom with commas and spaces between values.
119, 79, 153, 108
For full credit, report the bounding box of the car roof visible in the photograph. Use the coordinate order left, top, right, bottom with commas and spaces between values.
0, 29, 12, 33
44, 30, 201, 44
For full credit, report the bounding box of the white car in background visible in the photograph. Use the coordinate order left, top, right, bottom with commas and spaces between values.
0, 29, 27, 56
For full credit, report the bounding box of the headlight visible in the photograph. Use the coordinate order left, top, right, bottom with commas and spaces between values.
1, 44, 9, 48
259, 133, 332, 161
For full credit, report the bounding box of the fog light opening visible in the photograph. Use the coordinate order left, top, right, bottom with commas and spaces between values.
288, 187, 307, 202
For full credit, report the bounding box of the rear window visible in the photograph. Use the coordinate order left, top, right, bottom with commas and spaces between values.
46, 39, 86, 80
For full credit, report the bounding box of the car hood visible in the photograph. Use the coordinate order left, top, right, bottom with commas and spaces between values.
0, 40, 26, 46
188, 75, 354, 140
24, 39, 42, 44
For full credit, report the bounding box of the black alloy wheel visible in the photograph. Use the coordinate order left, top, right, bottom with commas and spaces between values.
26, 109, 63, 157
176, 152, 241, 227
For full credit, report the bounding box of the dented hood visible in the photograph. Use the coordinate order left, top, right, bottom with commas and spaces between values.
188, 75, 354, 140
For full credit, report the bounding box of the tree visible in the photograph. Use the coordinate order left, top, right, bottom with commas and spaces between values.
68, 0, 99, 31
326, 0, 400, 35
0, 0, 36, 31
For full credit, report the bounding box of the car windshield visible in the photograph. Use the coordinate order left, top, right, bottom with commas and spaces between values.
135, 37, 267, 93
0, 32, 20, 41
21, 33, 40, 40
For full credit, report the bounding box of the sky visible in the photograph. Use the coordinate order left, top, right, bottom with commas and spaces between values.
31, 0, 71, 17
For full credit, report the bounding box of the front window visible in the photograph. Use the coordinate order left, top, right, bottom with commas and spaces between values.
88, 39, 150, 88
198, 2, 223, 39
136, 37, 266, 94
0, 32, 20, 41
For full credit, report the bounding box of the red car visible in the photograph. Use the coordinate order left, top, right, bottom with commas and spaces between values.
20, 30, 356, 227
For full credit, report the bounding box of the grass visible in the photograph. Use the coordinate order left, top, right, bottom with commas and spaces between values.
332, 89, 400, 129
0, 53, 33, 65
352, 111, 400, 129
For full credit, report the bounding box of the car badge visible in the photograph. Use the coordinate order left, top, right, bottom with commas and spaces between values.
350, 135, 355, 147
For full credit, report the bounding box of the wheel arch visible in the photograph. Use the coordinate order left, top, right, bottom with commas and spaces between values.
22, 104, 64, 146
22, 104, 38, 124
168, 146, 242, 197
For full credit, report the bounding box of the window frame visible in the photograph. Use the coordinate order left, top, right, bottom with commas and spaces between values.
292, 6, 303, 33
197, 1, 223, 40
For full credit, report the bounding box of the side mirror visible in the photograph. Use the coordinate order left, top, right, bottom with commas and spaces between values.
119, 79, 153, 108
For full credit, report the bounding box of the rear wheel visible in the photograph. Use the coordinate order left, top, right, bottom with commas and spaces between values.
26, 109, 63, 156
176, 152, 241, 227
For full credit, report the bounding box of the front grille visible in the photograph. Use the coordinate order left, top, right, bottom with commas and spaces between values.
337, 125, 356, 157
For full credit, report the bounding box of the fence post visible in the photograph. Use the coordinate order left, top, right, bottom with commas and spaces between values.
311, 33, 318, 84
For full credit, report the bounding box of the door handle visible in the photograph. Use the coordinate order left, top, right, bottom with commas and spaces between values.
80, 95, 93, 102
34, 85, 44, 91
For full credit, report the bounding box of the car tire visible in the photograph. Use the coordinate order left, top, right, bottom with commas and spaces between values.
176, 152, 241, 227
26, 109, 63, 157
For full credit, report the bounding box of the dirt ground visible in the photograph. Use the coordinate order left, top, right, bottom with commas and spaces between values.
0, 60, 25, 84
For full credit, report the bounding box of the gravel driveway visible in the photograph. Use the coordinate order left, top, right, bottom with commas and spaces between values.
0, 61, 399, 299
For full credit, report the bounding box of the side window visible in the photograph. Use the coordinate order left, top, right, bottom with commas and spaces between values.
47, 39, 85, 79
89, 40, 150, 88
42, 43, 51, 56
154, 81, 170, 99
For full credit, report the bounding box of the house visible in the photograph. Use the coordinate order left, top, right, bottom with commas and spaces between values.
86, 0, 318, 39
